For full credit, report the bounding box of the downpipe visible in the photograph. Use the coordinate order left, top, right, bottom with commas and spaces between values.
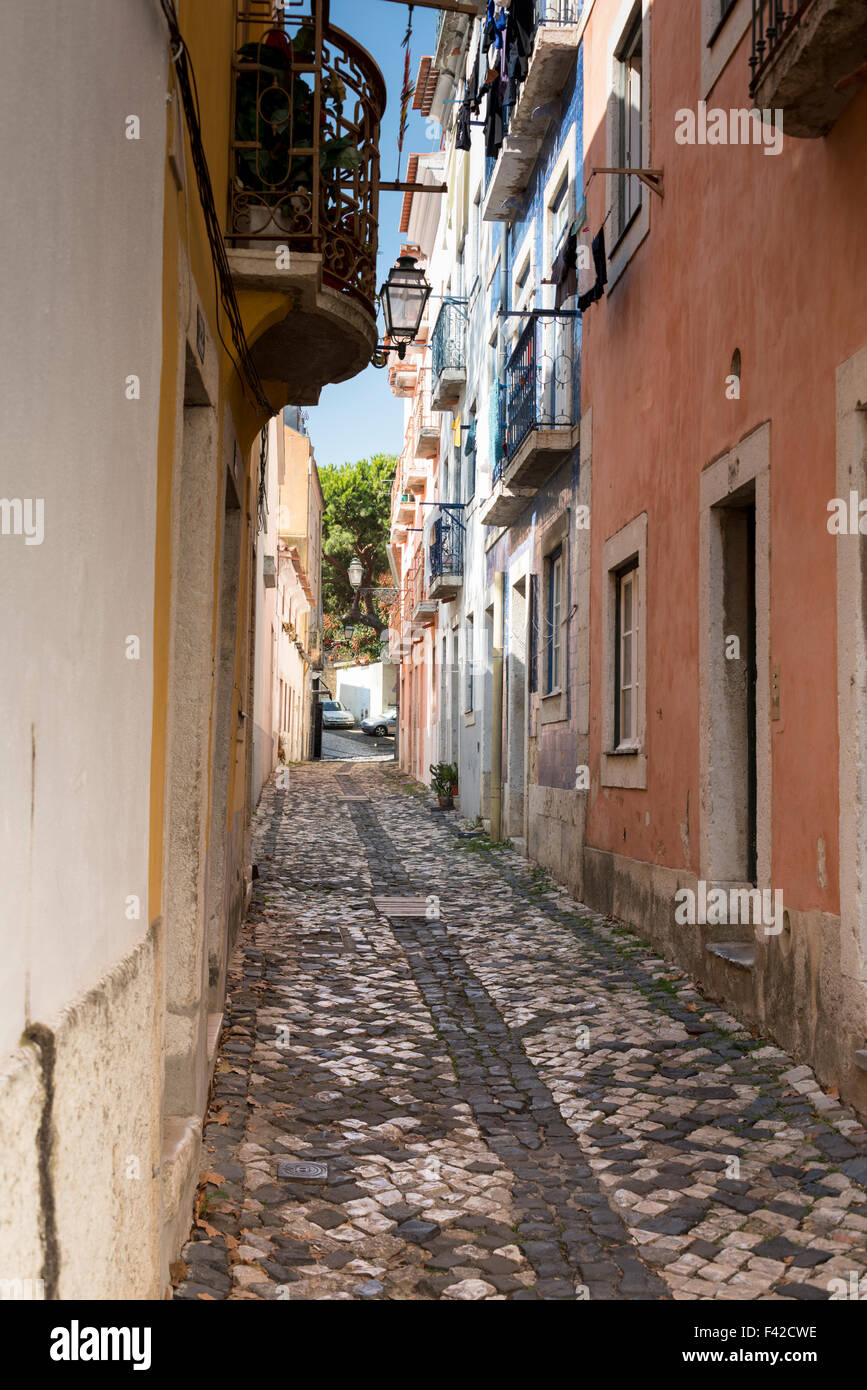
490, 570, 505, 842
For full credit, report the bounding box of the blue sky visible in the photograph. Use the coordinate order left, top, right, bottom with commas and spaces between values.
305, 0, 438, 469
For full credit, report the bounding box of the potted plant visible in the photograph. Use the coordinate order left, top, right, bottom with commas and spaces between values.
233, 27, 362, 243
430, 762, 459, 809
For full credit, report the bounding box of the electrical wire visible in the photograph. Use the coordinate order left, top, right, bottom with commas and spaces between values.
159, 0, 274, 418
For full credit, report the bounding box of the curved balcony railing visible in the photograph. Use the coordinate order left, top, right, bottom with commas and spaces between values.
229, 4, 385, 310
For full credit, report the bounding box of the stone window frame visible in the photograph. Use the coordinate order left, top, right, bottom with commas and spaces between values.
601, 511, 648, 787
836, 346, 867, 978
605, 0, 651, 291
701, 0, 751, 100
542, 127, 577, 310
540, 508, 571, 727
699, 422, 772, 888
464, 611, 475, 721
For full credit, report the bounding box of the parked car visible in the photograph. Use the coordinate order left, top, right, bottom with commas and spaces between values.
361, 708, 396, 738
321, 699, 355, 729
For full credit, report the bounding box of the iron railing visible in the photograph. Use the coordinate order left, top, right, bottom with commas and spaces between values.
430, 509, 463, 583
229, 3, 386, 309
431, 302, 467, 383
504, 311, 580, 459
409, 367, 436, 453
749, 0, 815, 94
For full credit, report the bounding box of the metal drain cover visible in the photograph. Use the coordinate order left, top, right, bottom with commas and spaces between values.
277, 1161, 328, 1181
373, 896, 432, 918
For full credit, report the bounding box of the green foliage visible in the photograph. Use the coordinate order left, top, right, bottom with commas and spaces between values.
319, 454, 396, 663
430, 763, 459, 796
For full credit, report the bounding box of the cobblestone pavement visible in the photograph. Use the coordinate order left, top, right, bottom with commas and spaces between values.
322, 730, 395, 762
175, 762, 867, 1302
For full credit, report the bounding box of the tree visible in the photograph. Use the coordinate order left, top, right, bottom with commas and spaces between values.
319, 452, 396, 660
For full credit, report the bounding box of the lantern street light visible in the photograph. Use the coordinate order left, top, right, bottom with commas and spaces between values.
348, 556, 364, 590
376, 255, 431, 363
342, 618, 356, 643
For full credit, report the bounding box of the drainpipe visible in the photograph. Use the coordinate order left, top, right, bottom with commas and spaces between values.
490, 570, 505, 842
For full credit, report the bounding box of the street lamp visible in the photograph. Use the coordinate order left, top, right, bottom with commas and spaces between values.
379, 255, 431, 361
348, 556, 364, 590
342, 619, 355, 643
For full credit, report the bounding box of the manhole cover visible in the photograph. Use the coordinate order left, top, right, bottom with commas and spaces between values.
373, 896, 433, 918
277, 1161, 328, 1181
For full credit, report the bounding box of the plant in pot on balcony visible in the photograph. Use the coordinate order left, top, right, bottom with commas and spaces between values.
430, 762, 459, 809
234, 28, 362, 240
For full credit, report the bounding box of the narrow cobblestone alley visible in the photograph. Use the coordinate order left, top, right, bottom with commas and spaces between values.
175, 764, 867, 1302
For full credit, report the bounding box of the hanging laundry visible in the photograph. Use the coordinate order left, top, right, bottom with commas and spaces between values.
551, 229, 579, 310
456, 101, 472, 151
484, 76, 504, 156
507, 0, 534, 86
578, 227, 608, 312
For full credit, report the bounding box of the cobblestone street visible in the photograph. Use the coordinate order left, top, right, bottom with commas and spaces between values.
176, 762, 867, 1302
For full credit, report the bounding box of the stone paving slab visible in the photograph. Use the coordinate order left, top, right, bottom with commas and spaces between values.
174, 763, 867, 1302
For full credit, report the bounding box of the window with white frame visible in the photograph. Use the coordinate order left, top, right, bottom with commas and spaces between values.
546, 547, 564, 694
465, 614, 474, 712
614, 7, 642, 237
549, 174, 571, 257
614, 561, 639, 747
469, 188, 482, 292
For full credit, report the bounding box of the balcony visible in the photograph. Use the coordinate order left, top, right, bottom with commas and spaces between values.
408, 369, 440, 470
406, 548, 437, 628
404, 453, 432, 493
482, 0, 583, 222
225, 3, 386, 404
428, 508, 463, 603
435, 2, 485, 71
749, 0, 867, 137
481, 313, 579, 526
396, 491, 416, 526
431, 303, 467, 410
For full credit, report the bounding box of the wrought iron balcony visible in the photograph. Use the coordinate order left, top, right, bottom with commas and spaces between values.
749, 0, 867, 137
431, 303, 467, 410
482, 312, 579, 526
428, 508, 463, 602
225, 2, 385, 403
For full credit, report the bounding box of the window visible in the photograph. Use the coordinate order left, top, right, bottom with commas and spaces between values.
464, 409, 476, 502
602, 513, 647, 787
711, 0, 737, 42
701, 0, 750, 100
469, 189, 482, 292
546, 547, 563, 693
615, 9, 642, 237
614, 562, 638, 747
465, 615, 474, 712
550, 175, 571, 256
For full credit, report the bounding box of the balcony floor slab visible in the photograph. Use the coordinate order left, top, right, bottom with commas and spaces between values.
503, 423, 580, 489
227, 248, 377, 405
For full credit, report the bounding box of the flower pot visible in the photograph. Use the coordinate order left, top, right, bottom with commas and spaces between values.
437, 793, 454, 809
234, 200, 296, 249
